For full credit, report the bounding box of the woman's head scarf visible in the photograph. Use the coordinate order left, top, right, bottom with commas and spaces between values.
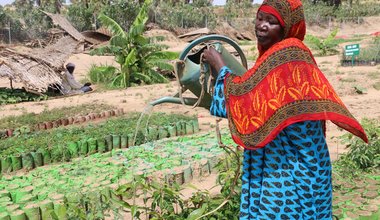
257, 0, 306, 55
224, 0, 368, 149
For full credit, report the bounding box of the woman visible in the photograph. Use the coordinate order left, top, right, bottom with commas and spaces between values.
202, 0, 368, 219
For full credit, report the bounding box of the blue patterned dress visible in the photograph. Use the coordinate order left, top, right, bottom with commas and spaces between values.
211, 67, 332, 220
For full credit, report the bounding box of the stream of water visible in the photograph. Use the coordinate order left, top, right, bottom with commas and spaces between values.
132, 104, 154, 146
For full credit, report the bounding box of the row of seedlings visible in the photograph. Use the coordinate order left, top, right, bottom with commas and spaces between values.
0, 119, 200, 175
0, 131, 226, 219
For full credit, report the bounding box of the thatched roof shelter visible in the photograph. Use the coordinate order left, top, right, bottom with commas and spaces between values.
0, 12, 86, 94
0, 35, 83, 93
0, 48, 62, 93
43, 11, 85, 42
28, 36, 83, 70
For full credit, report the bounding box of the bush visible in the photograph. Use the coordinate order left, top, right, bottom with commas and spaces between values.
303, 1, 380, 24
66, 3, 95, 32
88, 64, 119, 89
335, 118, 380, 171
304, 28, 340, 56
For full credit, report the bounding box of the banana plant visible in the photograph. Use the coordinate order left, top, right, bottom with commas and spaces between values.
91, 0, 178, 88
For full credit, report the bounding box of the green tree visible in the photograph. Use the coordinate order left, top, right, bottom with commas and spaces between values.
100, 0, 141, 31
91, 0, 178, 88
2, 1, 49, 41
34, 0, 63, 13
0, 6, 25, 43
67, 0, 141, 32
66, 2, 95, 31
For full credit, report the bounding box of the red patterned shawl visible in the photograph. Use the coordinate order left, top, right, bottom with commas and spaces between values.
224, 0, 368, 149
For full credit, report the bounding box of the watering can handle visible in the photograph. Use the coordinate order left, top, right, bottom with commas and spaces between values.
179, 34, 248, 69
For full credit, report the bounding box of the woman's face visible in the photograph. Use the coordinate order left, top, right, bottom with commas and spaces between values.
255, 11, 284, 51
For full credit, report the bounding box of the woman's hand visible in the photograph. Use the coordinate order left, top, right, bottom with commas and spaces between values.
202, 47, 226, 78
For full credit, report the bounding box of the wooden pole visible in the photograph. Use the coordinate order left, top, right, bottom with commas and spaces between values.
8, 21, 11, 45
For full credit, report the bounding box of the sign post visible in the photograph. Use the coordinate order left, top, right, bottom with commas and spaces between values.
345, 44, 360, 67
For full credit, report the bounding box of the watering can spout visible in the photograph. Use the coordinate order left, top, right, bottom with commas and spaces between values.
150, 35, 248, 109
149, 96, 199, 107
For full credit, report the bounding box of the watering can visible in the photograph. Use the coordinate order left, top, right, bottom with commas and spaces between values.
150, 35, 248, 109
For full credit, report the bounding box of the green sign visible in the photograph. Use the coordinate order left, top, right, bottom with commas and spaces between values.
345, 44, 360, 56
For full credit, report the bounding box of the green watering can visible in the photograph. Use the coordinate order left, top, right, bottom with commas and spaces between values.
150, 34, 248, 109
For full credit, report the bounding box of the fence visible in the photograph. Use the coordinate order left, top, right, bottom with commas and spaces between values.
152, 10, 364, 33
151, 11, 255, 31
0, 27, 11, 44
305, 15, 365, 30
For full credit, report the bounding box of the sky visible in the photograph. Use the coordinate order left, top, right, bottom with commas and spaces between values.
0, 0, 13, 6
1, 0, 264, 7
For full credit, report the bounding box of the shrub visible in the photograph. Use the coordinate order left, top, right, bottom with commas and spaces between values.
303, 1, 380, 24
304, 28, 340, 56
88, 64, 119, 89
335, 118, 380, 171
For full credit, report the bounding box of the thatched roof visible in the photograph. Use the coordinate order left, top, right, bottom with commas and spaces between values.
178, 28, 215, 42
81, 30, 111, 45
95, 27, 112, 38
43, 11, 85, 42
0, 11, 88, 93
0, 36, 84, 93
0, 47, 62, 93
29, 36, 82, 70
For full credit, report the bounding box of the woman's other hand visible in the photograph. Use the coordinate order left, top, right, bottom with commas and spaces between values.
202, 47, 226, 78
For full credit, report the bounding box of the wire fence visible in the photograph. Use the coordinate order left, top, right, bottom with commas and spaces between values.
151, 10, 365, 33
0, 10, 367, 44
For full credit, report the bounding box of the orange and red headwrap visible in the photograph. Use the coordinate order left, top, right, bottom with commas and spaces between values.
258, 5, 285, 28
258, 0, 306, 41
